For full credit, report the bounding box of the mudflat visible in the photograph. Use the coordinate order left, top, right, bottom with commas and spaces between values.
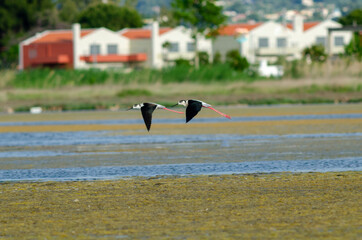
1, 172, 361, 239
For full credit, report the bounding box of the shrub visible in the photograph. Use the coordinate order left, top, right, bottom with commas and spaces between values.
302, 44, 327, 63
213, 51, 222, 64
225, 50, 249, 71
198, 51, 210, 65
174, 58, 191, 67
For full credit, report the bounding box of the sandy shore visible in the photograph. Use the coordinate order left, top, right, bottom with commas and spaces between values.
0, 172, 361, 239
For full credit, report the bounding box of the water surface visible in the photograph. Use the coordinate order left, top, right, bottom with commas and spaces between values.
0, 108, 361, 181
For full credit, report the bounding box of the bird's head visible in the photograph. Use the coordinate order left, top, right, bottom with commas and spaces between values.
127, 103, 142, 110
176, 100, 188, 107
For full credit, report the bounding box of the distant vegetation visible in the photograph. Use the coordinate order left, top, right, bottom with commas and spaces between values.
8, 64, 258, 89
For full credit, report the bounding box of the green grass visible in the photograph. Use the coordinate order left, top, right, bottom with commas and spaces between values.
283, 84, 362, 94
8, 64, 258, 89
116, 89, 152, 97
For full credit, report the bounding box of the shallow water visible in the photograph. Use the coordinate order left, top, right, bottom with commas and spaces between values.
0, 108, 361, 181
1, 157, 361, 182
1, 113, 361, 126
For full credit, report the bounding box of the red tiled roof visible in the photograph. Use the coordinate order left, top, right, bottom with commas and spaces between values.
121, 28, 172, 39
33, 30, 95, 43
286, 21, 320, 31
217, 23, 263, 36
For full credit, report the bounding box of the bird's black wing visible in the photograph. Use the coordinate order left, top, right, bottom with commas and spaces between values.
141, 103, 157, 131
186, 100, 202, 123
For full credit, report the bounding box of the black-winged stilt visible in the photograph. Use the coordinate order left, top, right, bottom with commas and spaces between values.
128, 102, 183, 131
174, 99, 231, 123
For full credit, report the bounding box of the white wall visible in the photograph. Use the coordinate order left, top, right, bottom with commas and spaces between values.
212, 19, 352, 64
160, 27, 195, 61
79, 28, 130, 56
125, 26, 212, 68
129, 38, 151, 67
299, 20, 352, 55
212, 35, 240, 61
212, 21, 296, 63
250, 21, 296, 62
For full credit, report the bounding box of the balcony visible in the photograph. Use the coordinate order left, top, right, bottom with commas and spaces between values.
80, 53, 147, 63
254, 47, 298, 56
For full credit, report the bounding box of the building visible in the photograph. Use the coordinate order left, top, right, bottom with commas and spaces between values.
120, 22, 212, 68
286, 18, 352, 57
213, 21, 296, 63
212, 16, 352, 63
19, 18, 352, 70
19, 22, 211, 70
19, 24, 147, 70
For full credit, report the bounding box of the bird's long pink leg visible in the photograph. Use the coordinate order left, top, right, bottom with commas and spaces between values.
163, 108, 184, 114
205, 106, 231, 119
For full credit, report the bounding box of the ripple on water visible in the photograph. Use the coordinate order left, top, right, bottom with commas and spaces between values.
0, 157, 361, 182
1, 131, 362, 147
1, 113, 362, 126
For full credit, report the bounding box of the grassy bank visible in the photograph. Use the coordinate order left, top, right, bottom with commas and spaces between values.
7, 64, 257, 89
1, 60, 361, 112
0, 172, 361, 239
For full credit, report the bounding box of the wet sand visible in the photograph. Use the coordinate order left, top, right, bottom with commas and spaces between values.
0, 172, 361, 239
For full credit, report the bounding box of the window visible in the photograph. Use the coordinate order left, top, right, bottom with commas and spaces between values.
187, 42, 195, 52
277, 38, 287, 48
258, 38, 269, 48
169, 42, 179, 52
316, 37, 326, 46
334, 36, 344, 46
107, 44, 118, 54
90, 44, 100, 55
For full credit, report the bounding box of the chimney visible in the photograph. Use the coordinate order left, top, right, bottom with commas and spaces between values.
293, 14, 304, 35
151, 21, 162, 69
72, 23, 81, 69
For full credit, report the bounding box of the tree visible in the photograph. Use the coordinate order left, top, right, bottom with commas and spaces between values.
198, 51, 210, 65
302, 44, 327, 63
213, 51, 221, 65
225, 50, 249, 71
58, 0, 78, 23
344, 32, 362, 61
0, 0, 54, 48
159, 6, 178, 27
172, 0, 226, 69
0, 0, 54, 67
77, 3, 143, 30
338, 9, 362, 26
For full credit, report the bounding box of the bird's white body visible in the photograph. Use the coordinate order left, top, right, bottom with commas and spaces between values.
131, 103, 166, 110
177, 99, 211, 108
128, 102, 183, 131
176, 99, 230, 123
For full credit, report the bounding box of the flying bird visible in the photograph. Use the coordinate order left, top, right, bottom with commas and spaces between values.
174, 99, 231, 123
128, 102, 183, 131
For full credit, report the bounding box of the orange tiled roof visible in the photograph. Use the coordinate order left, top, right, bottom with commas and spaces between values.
217, 23, 263, 36
286, 21, 320, 31
121, 28, 172, 39
33, 30, 95, 43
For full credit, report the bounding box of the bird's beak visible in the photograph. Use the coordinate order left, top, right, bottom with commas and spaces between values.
171, 103, 178, 107
127, 107, 133, 111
